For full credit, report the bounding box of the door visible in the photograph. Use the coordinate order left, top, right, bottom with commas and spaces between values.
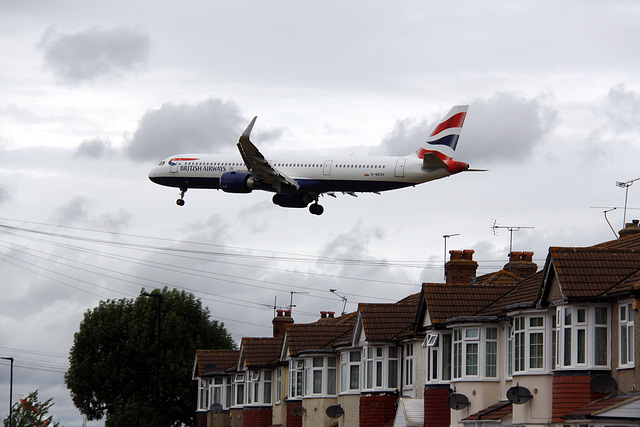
394, 159, 406, 177
323, 160, 333, 176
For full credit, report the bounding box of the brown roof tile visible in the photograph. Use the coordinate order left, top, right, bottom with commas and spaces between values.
422, 283, 514, 324
359, 301, 417, 342
562, 393, 640, 419
287, 313, 356, 356
194, 349, 240, 377
241, 337, 283, 368
463, 401, 512, 421
549, 247, 640, 299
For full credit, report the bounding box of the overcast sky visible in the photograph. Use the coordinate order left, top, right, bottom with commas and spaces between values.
2, 1, 640, 425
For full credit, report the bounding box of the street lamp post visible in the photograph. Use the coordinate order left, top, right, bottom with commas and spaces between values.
142, 292, 162, 427
1, 357, 13, 427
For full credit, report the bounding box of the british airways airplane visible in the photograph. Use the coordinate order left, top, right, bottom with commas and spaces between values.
148, 105, 474, 215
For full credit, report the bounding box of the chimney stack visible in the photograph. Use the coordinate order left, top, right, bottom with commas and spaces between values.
619, 219, 640, 239
445, 249, 478, 284
504, 251, 537, 278
272, 309, 294, 338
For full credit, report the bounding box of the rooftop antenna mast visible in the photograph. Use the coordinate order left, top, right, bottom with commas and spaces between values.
260, 296, 289, 317
329, 289, 348, 315
288, 291, 309, 311
491, 220, 534, 254
443, 233, 460, 281
616, 177, 640, 227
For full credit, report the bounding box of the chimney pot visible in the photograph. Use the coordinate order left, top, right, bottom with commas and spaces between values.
328, 311, 335, 318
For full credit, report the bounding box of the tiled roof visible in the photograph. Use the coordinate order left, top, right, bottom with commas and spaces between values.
359, 301, 417, 342
592, 232, 640, 250
287, 313, 356, 356
562, 393, 640, 419
422, 283, 514, 324
548, 247, 640, 299
476, 269, 521, 286
194, 349, 240, 377
462, 401, 512, 421
484, 271, 544, 314
241, 337, 283, 368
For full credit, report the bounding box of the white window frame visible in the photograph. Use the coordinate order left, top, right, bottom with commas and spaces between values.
340, 349, 361, 393
557, 305, 610, 369
233, 373, 245, 407
362, 346, 400, 392
425, 332, 453, 383
619, 300, 635, 369
404, 343, 414, 387
450, 325, 501, 381
303, 355, 338, 397
289, 360, 305, 399
197, 378, 210, 411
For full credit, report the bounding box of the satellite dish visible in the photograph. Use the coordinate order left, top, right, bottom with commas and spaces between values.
326, 405, 344, 419
203, 364, 217, 375
209, 403, 223, 414
447, 393, 470, 410
590, 374, 617, 394
291, 405, 306, 416
506, 386, 532, 404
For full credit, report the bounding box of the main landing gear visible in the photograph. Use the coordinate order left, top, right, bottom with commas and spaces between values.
309, 203, 324, 216
176, 188, 187, 206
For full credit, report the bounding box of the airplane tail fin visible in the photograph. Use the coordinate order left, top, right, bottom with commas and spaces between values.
415, 105, 469, 174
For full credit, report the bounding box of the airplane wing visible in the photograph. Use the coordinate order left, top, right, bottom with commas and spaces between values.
237, 117, 300, 191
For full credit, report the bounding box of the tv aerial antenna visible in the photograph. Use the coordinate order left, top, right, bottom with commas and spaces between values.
616, 177, 640, 227
260, 296, 289, 317
329, 289, 348, 315
491, 220, 534, 253
443, 233, 460, 281
590, 205, 640, 239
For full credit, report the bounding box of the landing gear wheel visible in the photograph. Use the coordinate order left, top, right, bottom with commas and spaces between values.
309, 203, 324, 215
176, 188, 187, 206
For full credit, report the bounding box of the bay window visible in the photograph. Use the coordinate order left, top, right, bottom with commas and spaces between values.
557, 305, 609, 369
362, 346, 400, 391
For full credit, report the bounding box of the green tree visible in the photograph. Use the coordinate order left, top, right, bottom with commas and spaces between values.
2, 390, 61, 427
64, 287, 235, 427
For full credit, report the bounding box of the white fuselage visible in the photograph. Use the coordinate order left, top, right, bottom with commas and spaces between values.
148, 153, 453, 194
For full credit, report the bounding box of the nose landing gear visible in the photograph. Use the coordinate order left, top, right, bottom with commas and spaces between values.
176, 188, 187, 206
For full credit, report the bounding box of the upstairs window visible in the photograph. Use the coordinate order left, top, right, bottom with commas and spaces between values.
362, 346, 400, 392
557, 305, 609, 369
619, 301, 635, 368
340, 350, 361, 393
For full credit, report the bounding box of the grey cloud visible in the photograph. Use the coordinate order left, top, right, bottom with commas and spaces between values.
0, 185, 11, 205
125, 98, 246, 162
375, 93, 557, 165
39, 25, 150, 83
604, 84, 640, 133
456, 93, 557, 164
75, 137, 112, 158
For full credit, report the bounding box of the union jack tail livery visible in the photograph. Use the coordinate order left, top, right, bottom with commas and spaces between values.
415, 105, 468, 159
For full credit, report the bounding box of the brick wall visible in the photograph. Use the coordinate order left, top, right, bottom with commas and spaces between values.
243, 407, 273, 427
424, 386, 450, 427
195, 411, 207, 427
359, 393, 398, 427
286, 401, 303, 427
552, 372, 606, 423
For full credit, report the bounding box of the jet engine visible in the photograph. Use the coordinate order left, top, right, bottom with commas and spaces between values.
272, 193, 311, 208
220, 171, 254, 193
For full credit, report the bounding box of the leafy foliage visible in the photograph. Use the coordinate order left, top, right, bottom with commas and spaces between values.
65, 288, 235, 426
2, 390, 61, 427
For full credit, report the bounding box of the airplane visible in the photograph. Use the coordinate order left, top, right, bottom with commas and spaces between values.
148, 105, 475, 215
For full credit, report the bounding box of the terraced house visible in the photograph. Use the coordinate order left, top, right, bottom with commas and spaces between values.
193, 221, 640, 427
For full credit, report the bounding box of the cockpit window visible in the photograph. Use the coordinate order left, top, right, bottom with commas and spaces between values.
158, 161, 165, 166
